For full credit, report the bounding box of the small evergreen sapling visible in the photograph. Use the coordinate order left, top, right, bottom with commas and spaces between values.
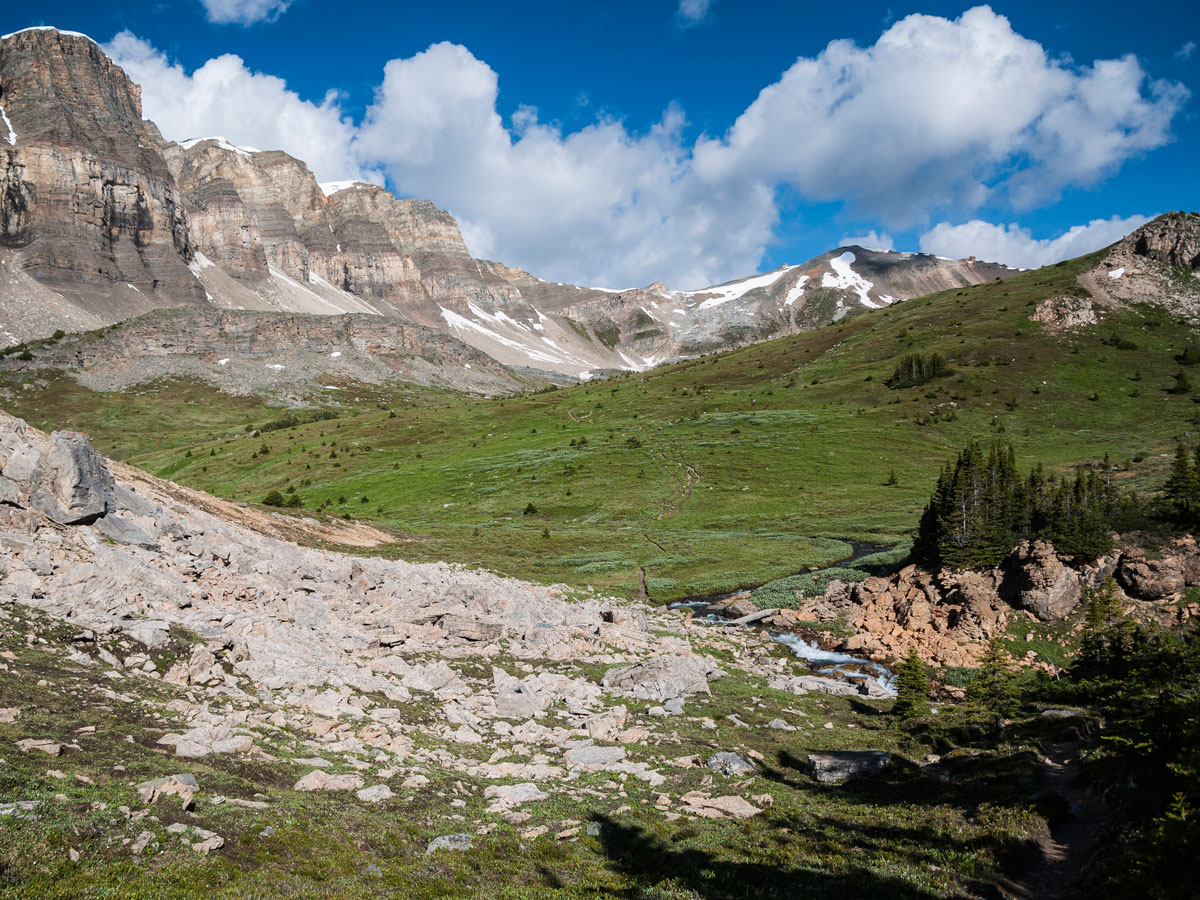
966, 639, 1021, 718
893, 647, 930, 718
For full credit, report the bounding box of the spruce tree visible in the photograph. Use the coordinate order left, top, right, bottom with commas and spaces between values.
966, 639, 1021, 718
1080, 575, 1123, 668
1168, 370, 1193, 395
893, 647, 930, 718
1164, 442, 1200, 520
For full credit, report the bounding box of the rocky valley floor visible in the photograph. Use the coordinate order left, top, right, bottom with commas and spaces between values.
0, 413, 1082, 898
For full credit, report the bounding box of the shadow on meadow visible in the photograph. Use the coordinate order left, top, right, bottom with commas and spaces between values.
589, 811, 966, 900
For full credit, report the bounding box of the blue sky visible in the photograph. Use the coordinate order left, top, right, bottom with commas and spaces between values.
3, 1, 1197, 288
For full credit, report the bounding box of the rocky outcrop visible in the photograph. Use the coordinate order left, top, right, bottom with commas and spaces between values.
784, 537, 1200, 667
1074, 212, 1200, 327
1115, 545, 1197, 601
3, 307, 530, 396
1003, 540, 1082, 621
1128, 211, 1200, 270
0, 416, 113, 524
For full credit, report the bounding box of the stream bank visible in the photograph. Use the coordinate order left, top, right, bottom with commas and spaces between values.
667, 539, 900, 697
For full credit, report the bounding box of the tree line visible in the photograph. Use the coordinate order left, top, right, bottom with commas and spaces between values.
911, 440, 1122, 569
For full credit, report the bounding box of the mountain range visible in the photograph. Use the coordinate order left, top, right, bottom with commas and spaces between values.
0, 26, 1019, 385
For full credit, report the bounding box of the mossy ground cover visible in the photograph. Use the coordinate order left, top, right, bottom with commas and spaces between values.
5, 251, 1197, 601
1, 606, 1070, 899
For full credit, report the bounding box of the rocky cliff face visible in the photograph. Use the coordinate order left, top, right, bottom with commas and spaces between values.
781, 537, 1200, 669
0, 28, 202, 318
1071, 212, 1200, 326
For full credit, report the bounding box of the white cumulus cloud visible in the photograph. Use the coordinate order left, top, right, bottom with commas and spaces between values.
692, 6, 1187, 227
198, 0, 293, 26
677, 0, 713, 27
103, 6, 1187, 289
919, 214, 1151, 268
105, 31, 377, 185
354, 41, 772, 288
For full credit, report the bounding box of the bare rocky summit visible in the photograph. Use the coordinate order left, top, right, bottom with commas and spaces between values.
1067, 211, 1200, 327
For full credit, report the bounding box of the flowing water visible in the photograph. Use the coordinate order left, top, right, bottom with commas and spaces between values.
668, 539, 898, 695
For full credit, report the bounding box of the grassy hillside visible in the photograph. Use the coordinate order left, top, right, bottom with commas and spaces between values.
5, 249, 1198, 599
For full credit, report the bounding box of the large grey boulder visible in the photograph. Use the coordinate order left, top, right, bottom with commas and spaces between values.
707, 752, 756, 776
425, 833, 473, 855
601, 655, 724, 701
564, 745, 627, 768
31, 431, 115, 525
0, 417, 114, 526
1116, 550, 1187, 600
1004, 540, 1081, 621
768, 674, 872, 697
806, 751, 895, 784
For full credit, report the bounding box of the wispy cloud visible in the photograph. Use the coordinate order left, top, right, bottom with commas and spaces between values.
676, 0, 713, 28
1178, 41, 1196, 60
197, 0, 292, 26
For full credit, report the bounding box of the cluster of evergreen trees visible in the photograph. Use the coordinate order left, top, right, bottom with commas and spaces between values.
885, 352, 951, 389
912, 441, 1120, 569
1164, 441, 1200, 524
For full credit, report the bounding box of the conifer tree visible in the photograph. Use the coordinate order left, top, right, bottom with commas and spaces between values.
966, 639, 1021, 718
1168, 370, 1193, 394
893, 647, 930, 718
914, 441, 1118, 569
1164, 442, 1200, 520
1080, 575, 1124, 668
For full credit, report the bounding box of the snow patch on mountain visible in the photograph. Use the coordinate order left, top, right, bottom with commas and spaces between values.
439, 306, 569, 366
1, 26, 97, 44
179, 136, 261, 158
784, 275, 810, 307
319, 181, 372, 197
0, 107, 15, 145
685, 266, 797, 309
822, 252, 878, 308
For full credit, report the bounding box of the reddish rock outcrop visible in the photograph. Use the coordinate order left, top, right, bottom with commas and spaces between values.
780, 537, 1199, 668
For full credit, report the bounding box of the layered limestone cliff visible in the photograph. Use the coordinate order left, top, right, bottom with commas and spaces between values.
0, 28, 203, 318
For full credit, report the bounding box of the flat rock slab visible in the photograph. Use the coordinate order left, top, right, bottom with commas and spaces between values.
601, 656, 724, 702
16, 739, 62, 756
294, 770, 365, 792
707, 752, 756, 776
564, 745, 627, 768
425, 833, 474, 855
806, 751, 895, 784
356, 785, 395, 803
680, 792, 763, 819
484, 782, 548, 809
